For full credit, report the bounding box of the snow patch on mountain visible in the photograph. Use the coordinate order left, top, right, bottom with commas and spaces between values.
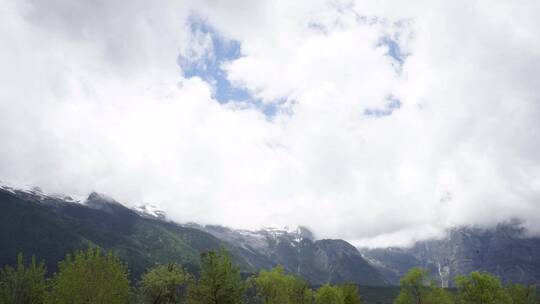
0, 180, 84, 204
133, 204, 167, 220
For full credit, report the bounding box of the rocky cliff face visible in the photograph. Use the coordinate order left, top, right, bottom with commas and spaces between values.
0, 183, 387, 286
192, 224, 388, 285
361, 223, 540, 287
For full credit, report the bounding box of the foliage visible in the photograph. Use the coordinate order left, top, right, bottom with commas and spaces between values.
287, 273, 313, 304
339, 283, 363, 304
394, 268, 453, 304
188, 248, 245, 304
138, 263, 190, 304
506, 283, 539, 304
47, 247, 130, 304
0, 193, 244, 281
423, 286, 454, 304
249, 267, 291, 304
3, 245, 540, 304
395, 267, 430, 304
249, 266, 312, 304
455, 271, 512, 304
315, 284, 344, 304
0, 254, 47, 304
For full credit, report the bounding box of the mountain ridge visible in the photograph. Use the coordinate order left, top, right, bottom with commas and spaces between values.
5, 182, 539, 287
192, 224, 388, 285
360, 223, 540, 287
0, 183, 386, 286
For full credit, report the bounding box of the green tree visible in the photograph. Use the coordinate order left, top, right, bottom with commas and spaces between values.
47, 247, 130, 304
394, 268, 453, 304
338, 283, 363, 304
287, 274, 313, 304
250, 267, 290, 304
315, 285, 343, 304
455, 271, 512, 304
0, 254, 47, 304
395, 268, 429, 304
188, 248, 244, 304
423, 286, 453, 304
249, 266, 312, 304
506, 283, 538, 304
138, 263, 190, 304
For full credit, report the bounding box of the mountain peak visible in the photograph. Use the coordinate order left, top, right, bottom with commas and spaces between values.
86, 191, 114, 202
133, 204, 167, 220
296, 226, 315, 240
84, 191, 129, 215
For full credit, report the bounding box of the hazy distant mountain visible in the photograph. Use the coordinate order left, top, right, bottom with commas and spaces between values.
361, 223, 540, 287
0, 184, 386, 285
189, 224, 388, 285
7, 183, 538, 288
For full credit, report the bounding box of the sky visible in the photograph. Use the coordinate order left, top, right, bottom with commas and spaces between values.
1, 0, 540, 247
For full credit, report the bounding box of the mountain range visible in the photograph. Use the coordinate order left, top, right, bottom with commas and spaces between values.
1, 182, 539, 287
186, 224, 387, 285
0, 183, 385, 285
361, 222, 540, 287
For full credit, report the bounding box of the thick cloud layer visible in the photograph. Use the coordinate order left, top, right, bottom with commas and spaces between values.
1, 0, 540, 247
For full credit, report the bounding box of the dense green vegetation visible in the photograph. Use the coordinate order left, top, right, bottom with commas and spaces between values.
248, 267, 312, 304
0, 248, 538, 304
394, 268, 453, 304
0, 254, 47, 303
0, 191, 251, 280
137, 262, 190, 303
188, 249, 245, 304
392, 268, 539, 304
47, 248, 130, 303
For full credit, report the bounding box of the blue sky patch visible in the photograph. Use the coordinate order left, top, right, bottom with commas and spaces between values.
364, 96, 402, 117
378, 36, 407, 67
178, 16, 251, 103
178, 16, 280, 117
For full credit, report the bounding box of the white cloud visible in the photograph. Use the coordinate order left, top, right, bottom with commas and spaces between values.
1, 0, 540, 247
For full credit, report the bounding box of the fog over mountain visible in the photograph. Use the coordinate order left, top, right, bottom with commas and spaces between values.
1, 0, 540, 247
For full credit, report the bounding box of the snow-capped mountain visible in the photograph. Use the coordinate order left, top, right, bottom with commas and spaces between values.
0, 180, 166, 219
0, 183, 237, 279
360, 222, 540, 287
184, 224, 314, 254
3, 181, 540, 287
133, 204, 167, 220
0, 180, 85, 206
0, 183, 387, 285
187, 224, 388, 285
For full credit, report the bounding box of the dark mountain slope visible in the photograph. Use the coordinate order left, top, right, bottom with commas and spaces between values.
361, 223, 540, 286
195, 225, 388, 285
0, 188, 249, 279
0, 185, 387, 285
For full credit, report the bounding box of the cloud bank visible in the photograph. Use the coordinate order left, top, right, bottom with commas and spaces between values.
1, 0, 540, 247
